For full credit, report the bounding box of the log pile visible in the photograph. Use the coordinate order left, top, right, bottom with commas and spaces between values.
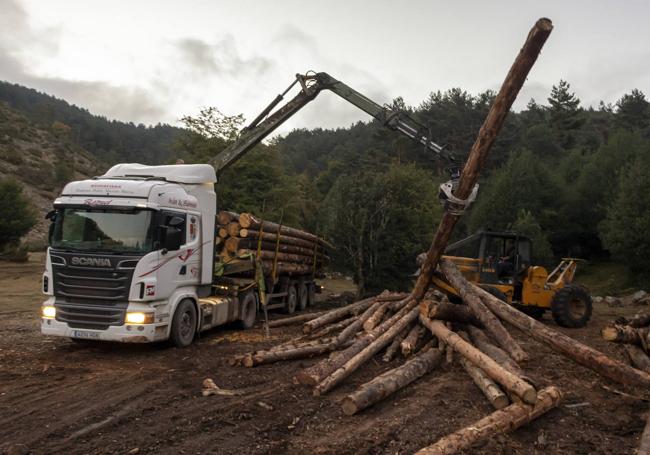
602, 312, 650, 372
222, 18, 650, 453
215, 210, 331, 276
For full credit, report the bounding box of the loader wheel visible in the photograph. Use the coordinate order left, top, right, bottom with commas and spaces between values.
298, 283, 308, 311
551, 285, 592, 328
170, 299, 197, 348
307, 282, 317, 307
284, 284, 298, 314
238, 291, 258, 330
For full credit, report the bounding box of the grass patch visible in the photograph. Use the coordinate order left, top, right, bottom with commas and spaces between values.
574, 260, 637, 296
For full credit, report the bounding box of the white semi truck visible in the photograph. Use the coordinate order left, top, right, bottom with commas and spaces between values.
40, 71, 454, 346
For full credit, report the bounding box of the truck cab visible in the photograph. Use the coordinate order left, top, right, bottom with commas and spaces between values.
40, 164, 232, 346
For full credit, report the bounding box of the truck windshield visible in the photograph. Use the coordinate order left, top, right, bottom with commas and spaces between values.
51, 208, 155, 254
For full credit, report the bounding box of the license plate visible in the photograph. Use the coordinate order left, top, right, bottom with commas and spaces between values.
71, 330, 101, 339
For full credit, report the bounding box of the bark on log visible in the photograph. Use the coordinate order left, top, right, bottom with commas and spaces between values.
624, 345, 650, 374
341, 347, 443, 415
308, 315, 356, 339
239, 249, 321, 265
420, 315, 537, 404
267, 311, 328, 328
363, 301, 391, 332
420, 299, 482, 326
217, 210, 239, 226
473, 282, 650, 387
238, 212, 334, 249
401, 324, 426, 357
383, 325, 412, 362
415, 386, 562, 455
314, 306, 421, 395
260, 261, 313, 275
441, 261, 527, 362
269, 336, 339, 353
624, 313, 650, 328
302, 297, 376, 334
227, 237, 319, 257
296, 296, 416, 386
413, 18, 553, 303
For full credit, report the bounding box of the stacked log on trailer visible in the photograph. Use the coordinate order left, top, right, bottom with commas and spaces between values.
223, 19, 650, 453
215, 210, 331, 276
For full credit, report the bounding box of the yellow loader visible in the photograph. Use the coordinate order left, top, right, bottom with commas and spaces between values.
431, 230, 592, 327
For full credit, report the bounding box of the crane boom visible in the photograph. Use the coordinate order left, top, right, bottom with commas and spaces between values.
211, 72, 454, 174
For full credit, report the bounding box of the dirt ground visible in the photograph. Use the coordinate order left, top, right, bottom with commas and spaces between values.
1, 254, 649, 454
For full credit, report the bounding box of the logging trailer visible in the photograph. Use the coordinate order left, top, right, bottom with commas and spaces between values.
40, 71, 456, 346
432, 230, 593, 327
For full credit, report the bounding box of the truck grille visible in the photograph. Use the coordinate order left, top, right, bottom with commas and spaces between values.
50, 251, 139, 329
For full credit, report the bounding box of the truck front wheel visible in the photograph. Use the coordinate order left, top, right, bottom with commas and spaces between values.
170, 299, 197, 347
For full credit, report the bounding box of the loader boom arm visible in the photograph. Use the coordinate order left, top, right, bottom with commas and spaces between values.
211, 72, 454, 174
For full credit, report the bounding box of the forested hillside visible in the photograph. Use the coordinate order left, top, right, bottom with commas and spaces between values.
194, 82, 650, 292
0, 82, 183, 164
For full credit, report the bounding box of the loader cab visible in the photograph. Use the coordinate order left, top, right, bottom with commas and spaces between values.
445, 230, 532, 286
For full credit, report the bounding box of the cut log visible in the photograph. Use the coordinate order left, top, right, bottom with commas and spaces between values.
241, 338, 354, 367
412, 17, 553, 302
624, 345, 650, 373
420, 299, 482, 326
440, 260, 527, 362
308, 315, 357, 339
260, 261, 313, 275
415, 385, 562, 455
401, 324, 426, 357
238, 212, 334, 249
296, 296, 415, 387
466, 325, 524, 377
420, 315, 537, 404
459, 356, 509, 410
240, 229, 319, 250
239, 249, 321, 265
227, 237, 320, 257
336, 300, 385, 344
473, 282, 650, 387
341, 347, 443, 415
602, 324, 649, 348
227, 222, 241, 237
218, 227, 229, 238
383, 325, 412, 362
217, 210, 238, 226
302, 296, 377, 334
363, 301, 391, 332
314, 305, 421, 395
267, 311, 327, 328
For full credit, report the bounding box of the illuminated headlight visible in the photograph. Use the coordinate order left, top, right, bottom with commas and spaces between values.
42, 306, 56, 319
125, 312, 154, 324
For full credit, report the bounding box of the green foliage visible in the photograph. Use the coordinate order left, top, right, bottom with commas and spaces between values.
180, 107, 244, 141
511, 210, 553, 264
599, 151, 650, 281
321, 163, 439, 294
0, 178, 36, 251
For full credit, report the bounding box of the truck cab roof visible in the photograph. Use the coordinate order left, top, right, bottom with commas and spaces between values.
102, 163, 216, 184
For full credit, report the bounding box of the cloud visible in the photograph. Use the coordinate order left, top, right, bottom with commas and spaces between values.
0, 0, 166, 124
175, 35, 272, 78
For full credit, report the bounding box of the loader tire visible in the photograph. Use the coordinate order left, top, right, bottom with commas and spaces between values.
551, 284, 592, 328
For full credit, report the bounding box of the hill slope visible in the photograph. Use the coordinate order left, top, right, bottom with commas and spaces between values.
0, 101, 102, 244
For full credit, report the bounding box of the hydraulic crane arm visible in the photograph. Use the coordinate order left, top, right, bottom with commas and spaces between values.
211, 72, 455, 174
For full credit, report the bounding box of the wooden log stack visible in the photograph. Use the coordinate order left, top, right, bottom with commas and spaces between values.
215, 210, 331, 276
219, 18, 650, 454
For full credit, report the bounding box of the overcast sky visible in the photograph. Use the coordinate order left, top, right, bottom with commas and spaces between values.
1, 0, 649, 134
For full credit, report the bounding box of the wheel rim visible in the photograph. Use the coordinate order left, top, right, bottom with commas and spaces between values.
180, 310, 193, 339
568, 297, 587, 319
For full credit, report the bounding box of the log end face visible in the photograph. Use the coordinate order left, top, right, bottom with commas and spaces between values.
536, 17, 553, 32
294, 371, 319, 386
601, 326, 619, 341
242, 354, 255, 368
493, 395, 510, 410
340, 397, 358, 416
522, 388, 538, 405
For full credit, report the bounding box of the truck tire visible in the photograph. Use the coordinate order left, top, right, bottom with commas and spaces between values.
298, 283, 308, 311
307, 282, 316, 307
551, 284, 592, 328
284, 284, 298, 314
170, 299, 197, 348
239, 290, 258, 329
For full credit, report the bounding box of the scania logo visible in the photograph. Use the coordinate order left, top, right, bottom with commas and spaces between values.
71, 257, 112, 267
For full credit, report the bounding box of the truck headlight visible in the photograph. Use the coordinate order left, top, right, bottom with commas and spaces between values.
125, 312, 154, 324
42, 306, 56, 319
